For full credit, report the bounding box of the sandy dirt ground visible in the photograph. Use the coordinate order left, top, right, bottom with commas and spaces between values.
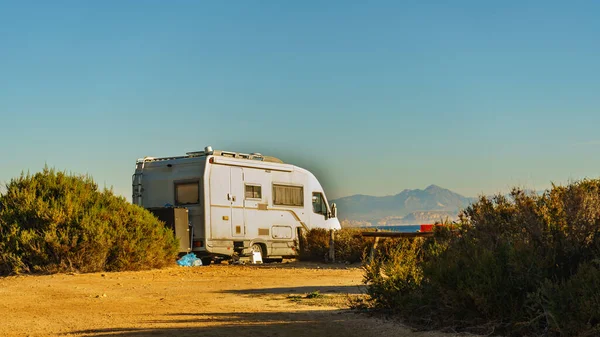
0, 261, 457, 337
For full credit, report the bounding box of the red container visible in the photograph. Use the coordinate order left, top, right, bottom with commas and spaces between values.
420, 224, 435, 232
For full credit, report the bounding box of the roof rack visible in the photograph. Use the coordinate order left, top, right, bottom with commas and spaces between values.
213, 150, 264, 161
138, 146, 284, 164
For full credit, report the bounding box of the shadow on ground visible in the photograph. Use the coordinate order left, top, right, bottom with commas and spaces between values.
221, 285, 365, 295
219, 261, 362, 270
68, 310, 401, 337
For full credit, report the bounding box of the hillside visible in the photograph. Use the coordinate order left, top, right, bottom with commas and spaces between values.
332, 185, 475, 225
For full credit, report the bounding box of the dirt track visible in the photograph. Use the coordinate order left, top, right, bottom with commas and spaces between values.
0, 261, 453, 337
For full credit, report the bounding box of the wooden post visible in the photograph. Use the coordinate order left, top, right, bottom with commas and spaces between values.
296, 227, 305, 255
368, 229, 380, 263
328, 229, 335, 262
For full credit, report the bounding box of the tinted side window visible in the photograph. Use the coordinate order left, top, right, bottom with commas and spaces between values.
175, 181, 199, 205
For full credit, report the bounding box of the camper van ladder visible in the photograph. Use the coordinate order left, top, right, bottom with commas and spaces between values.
132, 159, 146, 206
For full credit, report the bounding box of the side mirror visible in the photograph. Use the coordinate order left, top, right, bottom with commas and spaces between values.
331, 203, 337, 218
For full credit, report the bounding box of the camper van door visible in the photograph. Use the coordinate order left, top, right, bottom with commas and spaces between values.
210, 165, 231, 239
209, 165, 246, 239
230, 167, 244, 237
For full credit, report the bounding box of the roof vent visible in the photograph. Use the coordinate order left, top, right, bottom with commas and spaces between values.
250, 153, 264, 161
186, 146, 213, 157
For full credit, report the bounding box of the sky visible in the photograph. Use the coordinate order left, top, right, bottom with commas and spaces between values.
1, 1, 600, 200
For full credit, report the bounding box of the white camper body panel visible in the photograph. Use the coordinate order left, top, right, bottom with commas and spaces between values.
134, 151, 340, 259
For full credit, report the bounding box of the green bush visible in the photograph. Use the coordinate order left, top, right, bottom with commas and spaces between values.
332, 227, 375, 263
362, 179, 600, 336
299, 227, 375, 263
538, 261, 600, 336
0, 167, 178, 275
363, 237, 426, 312
298, 228, 331, 261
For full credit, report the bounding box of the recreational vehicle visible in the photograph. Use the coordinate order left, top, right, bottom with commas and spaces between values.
132, 146, 341, 263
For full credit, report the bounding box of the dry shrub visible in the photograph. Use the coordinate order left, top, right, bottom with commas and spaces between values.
299, 227, 375, 263
298, 228, 330, 261
332, 227, 374, 263
362, 179, 600, 337
0, 167, 178, 275
363, 237, 426, 311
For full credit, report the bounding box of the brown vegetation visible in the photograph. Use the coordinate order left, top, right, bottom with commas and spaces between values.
362, 179, 600, 337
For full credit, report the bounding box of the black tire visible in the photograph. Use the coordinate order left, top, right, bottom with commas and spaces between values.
200, 257, 212, 266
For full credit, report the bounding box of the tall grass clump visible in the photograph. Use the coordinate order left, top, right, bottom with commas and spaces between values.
363, 179, 600, 336
0, 167, 178, 275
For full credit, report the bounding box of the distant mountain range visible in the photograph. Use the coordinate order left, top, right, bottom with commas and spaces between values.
331, 185, 476, 226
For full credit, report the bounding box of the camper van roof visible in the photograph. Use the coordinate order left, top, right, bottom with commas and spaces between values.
138, 148, 284, 164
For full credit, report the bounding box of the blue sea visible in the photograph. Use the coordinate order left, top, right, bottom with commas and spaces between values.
364, 225, 422, 233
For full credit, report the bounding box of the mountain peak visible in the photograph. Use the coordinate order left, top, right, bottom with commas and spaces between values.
332, 185, 476, 223
425, 184, 444, 192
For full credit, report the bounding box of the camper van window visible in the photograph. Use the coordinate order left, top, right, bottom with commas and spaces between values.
273, 184, 303, 207
312, 192, 327, 215
245, 184, 262, 199
175, 181, 199, 205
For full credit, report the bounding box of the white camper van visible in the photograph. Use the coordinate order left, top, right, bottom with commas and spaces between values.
132, 146, 341, 262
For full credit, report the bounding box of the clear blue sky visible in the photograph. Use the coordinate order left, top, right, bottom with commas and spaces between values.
2, 1, 600, 200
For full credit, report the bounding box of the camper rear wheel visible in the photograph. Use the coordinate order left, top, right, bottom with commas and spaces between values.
250, 243, 265, 259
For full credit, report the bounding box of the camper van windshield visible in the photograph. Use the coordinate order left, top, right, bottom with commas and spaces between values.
312, 192, 328, 215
